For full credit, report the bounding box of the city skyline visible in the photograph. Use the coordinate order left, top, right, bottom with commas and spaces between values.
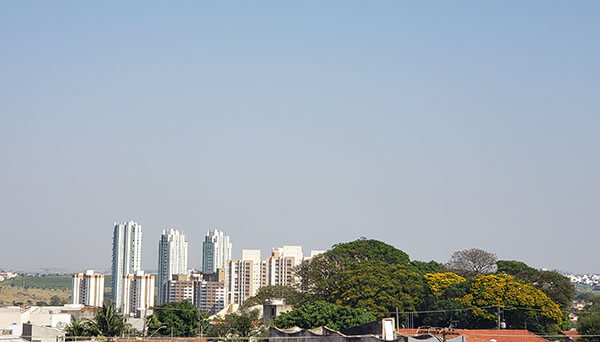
0, 218, 596, 275
1, 2, 599, 274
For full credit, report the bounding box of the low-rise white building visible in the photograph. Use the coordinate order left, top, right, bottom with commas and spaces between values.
0, 305, 89, 337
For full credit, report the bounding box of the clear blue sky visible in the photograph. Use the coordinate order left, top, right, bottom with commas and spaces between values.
1, 1, 598, 273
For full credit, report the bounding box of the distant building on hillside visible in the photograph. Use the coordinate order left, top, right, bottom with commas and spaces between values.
72, 270, 104, 307
202, 229, 231, 272
157, 228, 188, 305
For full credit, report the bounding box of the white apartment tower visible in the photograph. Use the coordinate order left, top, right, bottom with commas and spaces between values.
265, 246, 303, 287
111, 221, 143, 310
122, 271, 155, 317
72, 270, 104, 307
224, 249, 262, 305
157, 228, 188, 305
202, 229, 232, 272
224, 246, 325, 306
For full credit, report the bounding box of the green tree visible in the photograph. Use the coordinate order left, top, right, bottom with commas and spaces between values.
207, 309, 265, 338
297, 239, 411, 298
241, 285, 307, 310
87, 304, 128, 337
50, 295, 64, 306
418, 272, 473, 328
328, 261, 425, 317
578, 299, 600, 342
65, 317, 94, 337
496, 260, 532, 275
410, 260, 445, 275
578, 312, 600, 342
576, 292, 599, 302
275, 301, 376, 331
497, 260, 574, 311
147, 301, 205, 337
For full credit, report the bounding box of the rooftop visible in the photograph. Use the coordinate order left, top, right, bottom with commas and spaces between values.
397, 329, 549, 342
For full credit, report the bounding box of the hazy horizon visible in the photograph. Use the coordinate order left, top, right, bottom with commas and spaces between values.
1, 2, 599, 274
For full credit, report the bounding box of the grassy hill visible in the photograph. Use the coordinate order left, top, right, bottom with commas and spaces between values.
0, 275, 112, 306
0, 286, 70, 306
0, 275, 71, 291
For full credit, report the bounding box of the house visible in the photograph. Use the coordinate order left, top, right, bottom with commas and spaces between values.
560, 329, 580, 341
270, 319, 466, 342
21, 324, 65, 342
398, 328, 549, 342
263, 299, 293, 322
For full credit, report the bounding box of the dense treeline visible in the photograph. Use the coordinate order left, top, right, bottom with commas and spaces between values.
290, 239, 573, 334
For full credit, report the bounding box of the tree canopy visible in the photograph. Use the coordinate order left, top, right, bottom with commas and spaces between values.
459, 274, 563, 333
297, 239, 411, 297
240, 285, 307, 310
496, 260, 574, 310
65, 317, 95, 337
328, 261, 424, 317
410, 260, 445, 274
447, 248, 497, 275
147, 301, 205, 337
207, 309, 265, 338
89, 304, 129, 337
274, 301, 376, 331
578, 298, 600, 342
424, 272, 466, 297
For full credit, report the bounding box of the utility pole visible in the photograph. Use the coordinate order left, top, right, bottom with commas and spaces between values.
143, 310, 147, 337
395, 307, 399, 331
496, 306, 501, 329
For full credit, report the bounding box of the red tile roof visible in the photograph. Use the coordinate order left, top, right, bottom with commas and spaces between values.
397, 328, 549, 342
561, 329, 581, 340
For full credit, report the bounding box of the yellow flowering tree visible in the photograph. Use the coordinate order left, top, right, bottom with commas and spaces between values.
424, 272, 467, 297
459, 274, 562, 333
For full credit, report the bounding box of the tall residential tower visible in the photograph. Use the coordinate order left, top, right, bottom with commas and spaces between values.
72, 270, 104, 307
111, 221, 142, 310
202, 229, 232, 272
157, 228, 188, 305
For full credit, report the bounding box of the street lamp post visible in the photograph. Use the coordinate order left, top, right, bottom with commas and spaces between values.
148, 325, 167, 338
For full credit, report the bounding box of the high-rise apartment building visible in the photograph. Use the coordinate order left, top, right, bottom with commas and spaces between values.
72, 270, 104, 307
195, 280, 225, 314
122, 271, 155, 317
265, 246, 303, 287
111, 221, 143, 311
157, 228, 188, 305
224, 249, 262, 305
163, 274, 225, 314
163, 274, 195, 304
224, 246, 325, 306
202, 229, 231, 272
